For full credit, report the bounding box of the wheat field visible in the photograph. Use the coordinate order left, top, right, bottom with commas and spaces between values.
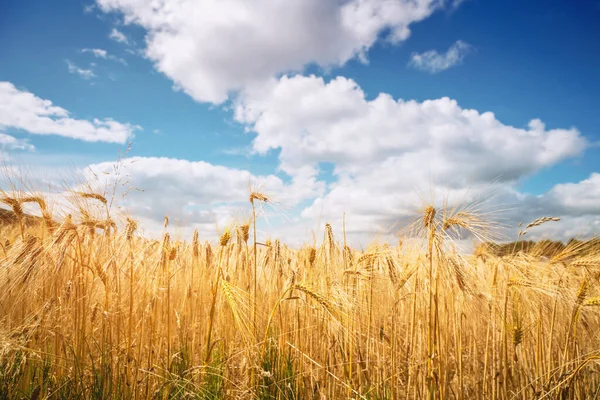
0, 188, 599, 399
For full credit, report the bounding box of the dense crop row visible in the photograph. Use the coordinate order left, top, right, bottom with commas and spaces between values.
0, 190, 599, 399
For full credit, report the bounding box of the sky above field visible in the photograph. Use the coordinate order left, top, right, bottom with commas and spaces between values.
1, 0, 600, 245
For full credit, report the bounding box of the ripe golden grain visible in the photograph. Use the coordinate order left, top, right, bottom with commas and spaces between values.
0, 190, 599, 399
77, 191, 108, 205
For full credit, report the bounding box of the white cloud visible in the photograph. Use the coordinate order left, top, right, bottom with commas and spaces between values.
495, 174, 600, 241
82, 156, 322, 239
409, 40, 472, 73
96, 0, 457, 103
521, 215, 600, 241
74, 156, 600, 245
234, 74, 588, 237
109, 27, 129, 44
66, 60, 96, 80
542, 173, 600, 217
237, 75, 585, 182
23, 0, 599, 244
50, 74, 593, 244
0, 81, 140, 143
7, 65, 584, 244
81, 48, 128, 65
0, 133, 35, 152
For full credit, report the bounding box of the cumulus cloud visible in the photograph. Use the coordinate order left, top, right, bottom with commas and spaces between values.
236, 75, 585, 182
409, 40, 472, 73
45, 73, 591, 245
493, 174, 600, 242
0, 81, 140, 143
66, 60, 96, 80
519, 215, 600, 241
233, 74, 588, 237
96, 0, 457, 103
75, 157, 600, 245
109, 27, 129, 44
39, 0, 597, 244
541, 173, 600, 217
0, 133, 35, 152
83, 156, 322, 239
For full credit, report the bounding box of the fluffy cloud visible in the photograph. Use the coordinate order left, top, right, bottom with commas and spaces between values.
83, 156, 322, 237
75, 157, 600, 244
0, 81, 140, 143
0, 133, 35, 152
236, 75, 585, 182
495, 174, 600, 242
409, 40, 472, 73
519, 215, 600, 241
66, 60, 96, 80
59, 74, 594, 244
233, 74, 588, 237
96, 0, 456, 103
541, 173, 600, 217
35, 0, 599, 243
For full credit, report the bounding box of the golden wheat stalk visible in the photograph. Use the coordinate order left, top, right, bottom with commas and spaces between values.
76, 191, 108, 205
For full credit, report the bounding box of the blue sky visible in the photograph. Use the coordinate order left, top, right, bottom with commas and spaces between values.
1, 0, 599, 244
